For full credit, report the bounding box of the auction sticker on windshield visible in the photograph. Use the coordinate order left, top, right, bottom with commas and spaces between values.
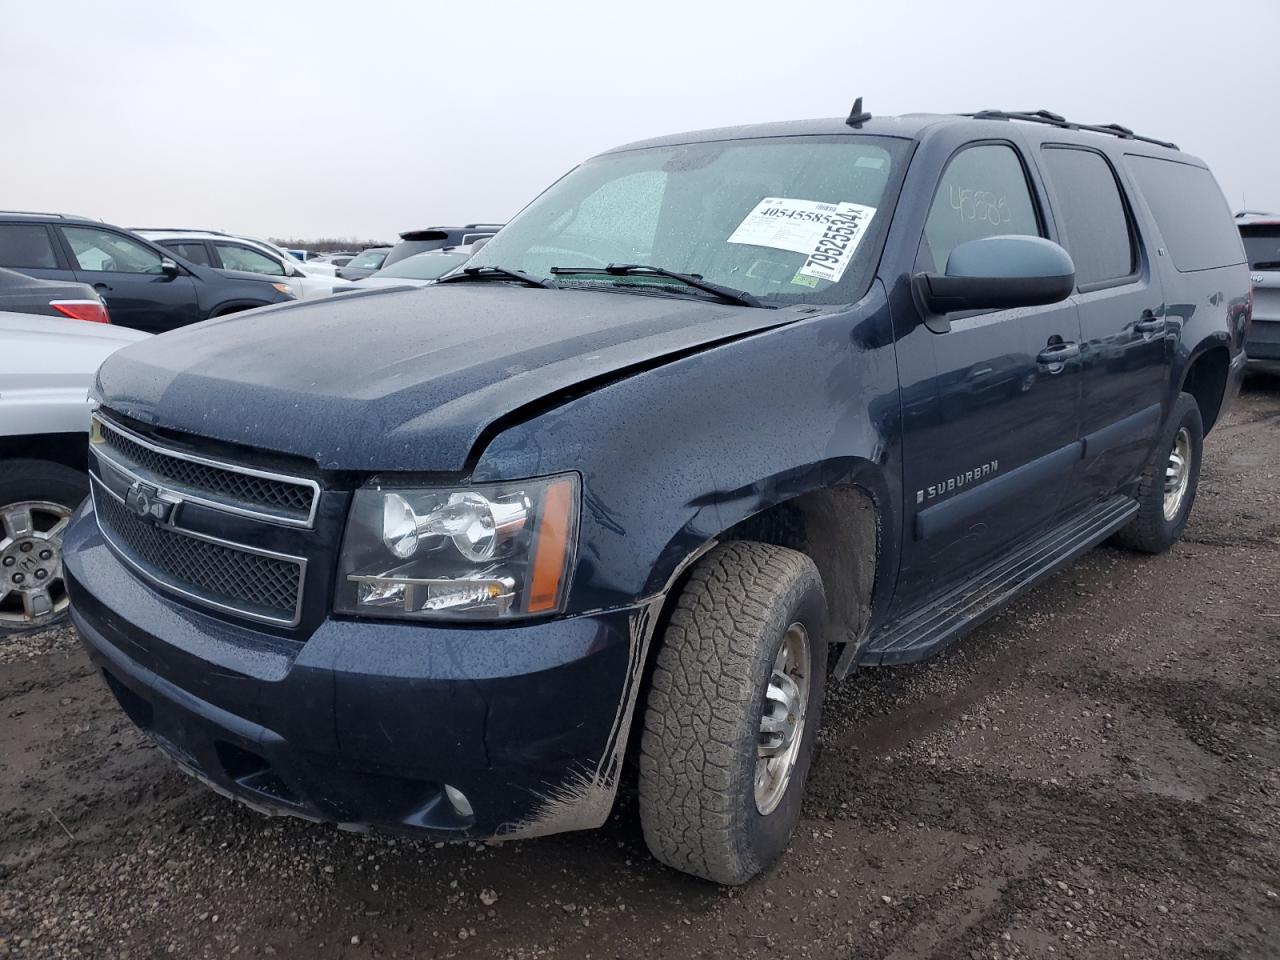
728, 198, 876, 284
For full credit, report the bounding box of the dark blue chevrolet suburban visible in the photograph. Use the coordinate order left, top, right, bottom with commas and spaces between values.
62, 107, 1251, 884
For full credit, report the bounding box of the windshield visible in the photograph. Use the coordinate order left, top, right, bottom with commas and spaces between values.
467, 135, 908, 305
375, 251, 470, 280
1241, 226, 1280, 270
347, 248, 388, 269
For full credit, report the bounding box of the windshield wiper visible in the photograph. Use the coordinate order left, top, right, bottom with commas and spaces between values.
550, 263, 764, 308
436, 266, 555, 289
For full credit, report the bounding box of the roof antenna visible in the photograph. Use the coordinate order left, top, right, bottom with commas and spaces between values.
846, 96, 871, 128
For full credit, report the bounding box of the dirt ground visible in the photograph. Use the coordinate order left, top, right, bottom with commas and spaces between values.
2, 376, 1278, 960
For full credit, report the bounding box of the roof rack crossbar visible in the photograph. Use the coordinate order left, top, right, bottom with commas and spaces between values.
965, 110, 1178, 150
131, 227, 231, 236
0, 210, 91, 220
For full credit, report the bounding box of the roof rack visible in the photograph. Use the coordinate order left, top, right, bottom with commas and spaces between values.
132, 227, 231, 236
0, 210, 95, 220
965, 110, 1179, 150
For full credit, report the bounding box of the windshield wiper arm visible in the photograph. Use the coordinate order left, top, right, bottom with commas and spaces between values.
436, 266, 555, 289
550, 263, 764, 308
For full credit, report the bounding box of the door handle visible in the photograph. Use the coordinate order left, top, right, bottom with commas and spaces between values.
92, 282, 112, 292
1134, 314, 1166, 335
1037, 342, 1080, 365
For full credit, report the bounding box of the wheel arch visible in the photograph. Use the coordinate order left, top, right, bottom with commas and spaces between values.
650, 455, 896, 653
1178, 339, 1231, 435
0, 434, 88, 473
208, 299, 270, 318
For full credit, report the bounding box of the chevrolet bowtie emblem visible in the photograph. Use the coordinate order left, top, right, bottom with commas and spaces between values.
126, 481, 177, 524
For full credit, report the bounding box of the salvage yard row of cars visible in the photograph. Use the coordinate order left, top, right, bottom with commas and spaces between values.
0, 103, 1268, 885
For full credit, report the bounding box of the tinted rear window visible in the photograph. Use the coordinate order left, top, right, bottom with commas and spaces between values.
1240, 225, 1280, 271
1126, 156, 1244, 272
1042, 147, 1135, 286
164, 241, 212, 266
0, 223, 59, 269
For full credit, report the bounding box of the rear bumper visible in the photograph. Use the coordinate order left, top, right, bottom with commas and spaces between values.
64, 502, 651, 840
1245, 317, 1280, 361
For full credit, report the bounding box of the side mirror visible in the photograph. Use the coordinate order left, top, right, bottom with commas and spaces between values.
160, 256, 180, 277
913, 235, 1075, 320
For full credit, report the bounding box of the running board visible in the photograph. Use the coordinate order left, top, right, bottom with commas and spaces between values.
841, 495, 1137, 673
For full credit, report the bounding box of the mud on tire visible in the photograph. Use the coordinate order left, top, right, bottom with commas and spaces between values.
637, 540, 826, 884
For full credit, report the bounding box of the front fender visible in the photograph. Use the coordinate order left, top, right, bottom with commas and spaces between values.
472, 284, 903, 614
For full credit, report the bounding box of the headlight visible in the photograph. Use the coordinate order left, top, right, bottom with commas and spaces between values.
334, 473, 579, 621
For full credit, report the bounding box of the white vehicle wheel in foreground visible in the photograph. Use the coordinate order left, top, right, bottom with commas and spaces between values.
0, 460, 87, 635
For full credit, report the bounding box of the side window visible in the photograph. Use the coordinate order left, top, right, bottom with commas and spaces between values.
922, 144, 1041, 273
1126, 155, 1245, 272
62, 227, 164, 274
165, 241, 212, 266
215, 242, 286, 276
1041, 147, 1135, 286
0, 223, 60, 269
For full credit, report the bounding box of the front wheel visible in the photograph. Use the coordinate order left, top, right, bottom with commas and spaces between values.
0, 459, 88, 635
1112, 392, 1204, 553
638, 541, 826, 884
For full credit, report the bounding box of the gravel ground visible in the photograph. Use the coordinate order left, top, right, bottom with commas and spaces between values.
2, 375, 1278, 960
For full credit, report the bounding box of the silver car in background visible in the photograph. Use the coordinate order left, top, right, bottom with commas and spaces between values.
1237, 211, 1280, 364
0, 311, 148, 633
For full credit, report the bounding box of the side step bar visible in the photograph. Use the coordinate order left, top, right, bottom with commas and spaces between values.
839, 495, 1137, 674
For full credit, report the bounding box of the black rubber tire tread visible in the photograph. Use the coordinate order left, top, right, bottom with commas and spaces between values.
0, 458, 89, 635
638, 540, 826, 885
1112, 392, 1203, 554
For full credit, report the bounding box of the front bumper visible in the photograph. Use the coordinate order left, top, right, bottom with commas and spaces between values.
63, 502, 652, 840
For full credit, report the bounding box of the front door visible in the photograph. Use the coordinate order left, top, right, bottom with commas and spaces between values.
58, 225, 200, 332
894, 141, 1084, 607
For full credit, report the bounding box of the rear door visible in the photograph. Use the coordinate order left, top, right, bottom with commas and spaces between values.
893, 140, 1084, 604
57, 225, 201, 332
0, 222, 77, 282
1038, 145, 1168, 503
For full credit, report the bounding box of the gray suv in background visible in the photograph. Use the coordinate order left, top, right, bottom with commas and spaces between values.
1237, 212, 1280, 364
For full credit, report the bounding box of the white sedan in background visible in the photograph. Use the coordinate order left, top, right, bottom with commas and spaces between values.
0, 311, 148, 634
337, 248, 475, 290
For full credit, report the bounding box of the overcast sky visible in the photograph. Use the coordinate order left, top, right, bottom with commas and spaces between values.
2, 0, 1277, 243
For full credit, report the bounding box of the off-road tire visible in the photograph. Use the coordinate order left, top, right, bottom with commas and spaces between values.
637, 541, 826, 884
1112, 392, 1203, 554
0, 459, 88, 636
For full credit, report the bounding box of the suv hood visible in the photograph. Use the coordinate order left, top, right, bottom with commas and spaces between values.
95, 284, 798, 472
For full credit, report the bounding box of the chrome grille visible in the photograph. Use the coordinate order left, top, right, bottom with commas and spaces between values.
93, 481, 304, 624
92, 415, 317, 527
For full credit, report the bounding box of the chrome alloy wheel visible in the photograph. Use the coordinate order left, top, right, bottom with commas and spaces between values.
0, 501, 73, 631
755, 621, 811, 816
1162, 427, 1192, 522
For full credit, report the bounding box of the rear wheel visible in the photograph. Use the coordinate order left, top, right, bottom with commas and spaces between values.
638, 541, 826, 884
1112, 392, 1203, 553
0, 460, 87, 635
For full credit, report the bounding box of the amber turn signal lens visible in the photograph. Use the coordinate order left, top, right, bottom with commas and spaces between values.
527, 478, 575, 613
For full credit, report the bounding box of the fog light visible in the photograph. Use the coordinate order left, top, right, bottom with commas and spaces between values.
444, 783, 474, 819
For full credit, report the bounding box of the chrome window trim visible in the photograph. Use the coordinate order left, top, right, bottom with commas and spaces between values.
91, 412, 320, 528
90, 474, 307, 628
